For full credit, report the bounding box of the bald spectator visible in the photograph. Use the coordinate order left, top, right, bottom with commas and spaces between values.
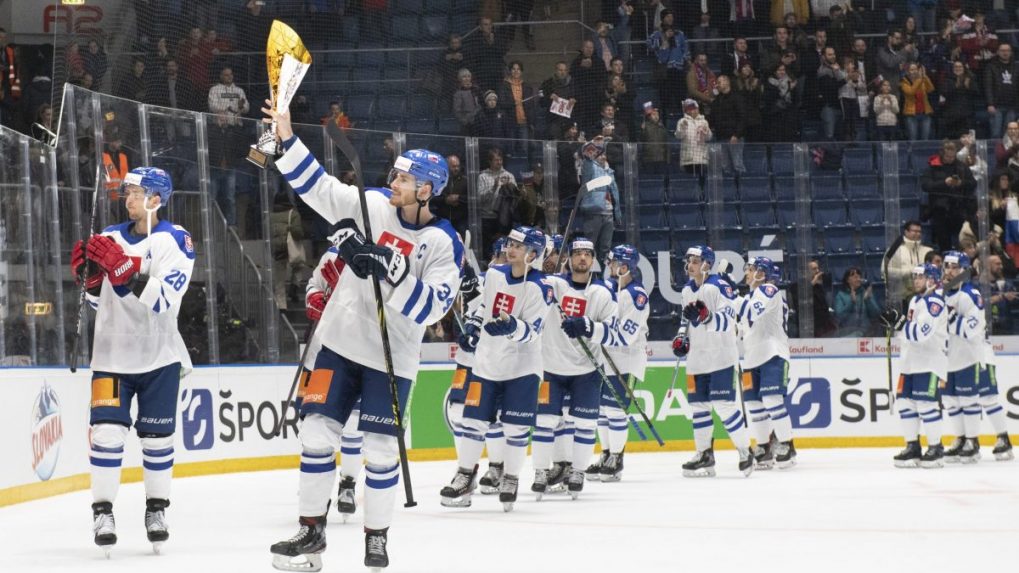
465, 17, 506, 93
430, 154, 468, 235
988, 254, 1019, 333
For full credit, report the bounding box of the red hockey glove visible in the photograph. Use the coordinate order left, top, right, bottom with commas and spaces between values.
672, 335, 690, 357
320, 258, 344, 291
86, 235, 140, 286
306, 291, 327, 321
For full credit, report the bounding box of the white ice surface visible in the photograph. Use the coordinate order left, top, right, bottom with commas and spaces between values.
2, 448, 1017, 573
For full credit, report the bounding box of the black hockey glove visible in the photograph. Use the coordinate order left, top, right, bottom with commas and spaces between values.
879, 307, 902, 330
672, 335, 690, 357
682, 301, 710, 326
458, 322, 480, 352
329, 218, 410, 286
459, 262, 481, 303
562, 316, 594, 339
484, 312, 518, 337
329, 219, 373, 279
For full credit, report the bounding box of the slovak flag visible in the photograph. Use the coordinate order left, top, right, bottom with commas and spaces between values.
1005, 196, 1019, 261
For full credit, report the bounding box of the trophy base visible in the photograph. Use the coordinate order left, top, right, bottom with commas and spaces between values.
246, 145, 274, 169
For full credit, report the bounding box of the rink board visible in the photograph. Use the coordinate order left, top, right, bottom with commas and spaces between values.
3, 356, 1018, 506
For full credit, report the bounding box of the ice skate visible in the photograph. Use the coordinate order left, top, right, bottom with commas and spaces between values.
566, 468, 585, 500
336, 475, 356, 522
270, 515, 326, 572
959, 437, 981, 464
439, 465, 477, 508
599, 452, 624, 482
993, 433, 1014, 461
944, 437, 964, 463
585, 450, 609, 482
546, 461, 570, 494
478, 462, 504, 495
364, 527, 388, 571
91, 501, 116, 559
893, 441, 921, 468
682, 448, 716, 478
531, 468, 548, 501
753, 442, 775, 470
144, 498, 170, 554
737, 448, 755, 477
776, 440, 797, 469
499, 474, 519, 512
920, 444, 944, 469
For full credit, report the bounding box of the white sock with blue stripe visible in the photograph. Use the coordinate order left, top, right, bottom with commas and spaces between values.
980, 394, 1008, 434
90, 423, 128, 503
942, 395, 963, 439
917, 403, 942, 445
363, 433, 400, 531
141, 434, 174, 500
596, 410, 609, 452
897, 398, 920, 440
746, 399, 771, 445
960, 395, 981, 438
531, 415, 557, 470
502, 424, 531, 476
448, 401, 465, 456
340, 431, 364, 481
553, 419, 574, 462
690, 402, 714, 451
456, 417, 488, 470
713, 401, 750, 449
604, 406, 629, 454
761, 394, 793, 442
571, 419, 598, 469
298, 414, 342, 517
486, 421, 506, 464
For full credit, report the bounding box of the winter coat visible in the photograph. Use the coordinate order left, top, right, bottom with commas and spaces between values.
817, 63, 848, 108
640, 119, 669, 164
920, 155, 977, 215
873, 93, 899, 126
579, 157, 622, 221
453, 85, 482, 128
900, 75, 935, 115
940, 76, 979, 121
708, 90, 745, 140
674, 113, 713, 166
984, 56, 1019, 108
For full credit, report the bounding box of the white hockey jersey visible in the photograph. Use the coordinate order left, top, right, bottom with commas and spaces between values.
453, 270, 487, 369
736, 283, 790, 370
87, 219, 195, 375
542, 274, 618, 376
603, 278, 650, 381
899, 289, 949, 378
302, 247, 340, 369
470, 265, 554, 381
945, 283, 986, 371
681, 274, 740, 375
276, 136, 463, 380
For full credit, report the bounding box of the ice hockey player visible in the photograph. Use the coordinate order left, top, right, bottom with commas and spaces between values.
941, 251, 986, 464
736, 256, 795, 470
979, 340, 1015, 461
300, 249, 364, 522
477, 238, 509, 494
440, 226, 554, 512
533, 237, 618, 499
264, 104, 462, 571
585, 244, 650, 482
71, 167, 195, 557
881, 263, 947, 469
671, 245, 754, 478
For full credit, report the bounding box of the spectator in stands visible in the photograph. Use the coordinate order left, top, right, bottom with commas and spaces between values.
612, 1, 635, 62
640, 102, 669, 175
518, 165, 547, 229
539, 61, 576, 138
675, 99, 712, 176
591, 102, 628, 143
502, 0, 538, 51
998, 121, 1019, 177
957, 130, 988, 186
594, 20, 619, 72
761, 26, 796, 85
178, 27, 211, 97
686, 52, 717, 115
957, 10, 1000, 73
604, 73, 634, 134
900, 63, 934, 141
850, 38, 875, 89
376, 137, 397, 188
984, 225, 1017, 278
801, 28, 829, 120
818, 47, 847, 141
150, 59, 194, 111
939, 61, 979, 139
102, 126, 131, 197
477, 90, 512, 140
882, 220, 932, 309
921, 140, 977, 251
690, 12, 721, 64
320, 100, 352, 129
572, 39, 606, 134
872, 79, 899, 140
269, 191, 307, 310
721, 36, 755, 78
237, 0, 272, 55
783, 11, 811, 52
208, 112, 246, 232
986, 43, 1019, 139
988, 253, 1019, 333
64, 40, 84, 84
839, 60, 868, 141
648, 0, 668, 32
610, 56, 625, 78
989, 171, 1014, 231
727, 0, 759, 38
647, 10, 688, 118
439, 34, 465, 108
834, 266, 882, 337
30, 103, 53, 144
763, 63, 800, 142
466, 17, 507, 93
735, 61, 764, 142
579, 137, 621, 262
82, 39, 108, 86
908, 0, 937, 34
208, 66, 248, 125
146, 37, 172, 77
116, 58, 148, 102
556, 122, 582, 204
430, 154, 468, 236
828, 4, 858, 58
453, 69, 482, 136
709, 75, 746, 173
202, 28, 230, 57
478, 147, 518, 249
876, 29, 908, 97
497, 60, 535, 155
808, 258, 839, 337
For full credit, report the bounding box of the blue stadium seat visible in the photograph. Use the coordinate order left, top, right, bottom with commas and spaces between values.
743, 147, 769, 174
393, 0, 425, 14
845, 175, 881, 200
741, 203, 777, 229
828, 253, 865, 283
875, 143, 912, 173
392, 15, 420, 42
668, 203, 705, 230
358, 52, 386, 67
437, 117, 460, 135
712, 208, 742, 229
371, 119, 404, 133
638, 179, 666, 205
898, 177, 919, 198
404, 118, 436, 134
864, 254, 884, 281
407, 94, 435, 118
860, 226, 886, 253
714, 230, 743, 253
641, 231, 671, 256
776, 201, 799, 227
648, 290, 674, 318
739, 176, 772, 202
633, 58, 654, 76
850, 201, 884, 227
376, 95, 406, 119
773, 176, 796, 201
813, 201, 850, 227
504, 158, 528, 178
771, 148, 795, 175
346, 94, 375, 119
810, 175, 844, 201
910, 143, 940, 173
668, 179, 702, 203
823, 227, 857, 254
422, 15, 449, 39
639, 205, 669, 230
355, 66, 383, 84
329, 52, 358, 68
842, 147, 875, 172
341, 18, 360, 44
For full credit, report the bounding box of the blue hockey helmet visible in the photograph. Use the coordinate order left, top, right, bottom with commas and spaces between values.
551, 234, 564, 253
912, 263, 942, 283
609, 244, 640, 270
122, 166, 172, 206
569, 237, 596, 255
942, 250, 970, 269
746, 256, 776, 280
391, 149, 448, 196
769, 264, 783, 282
507, 225, 548, 269
683, 245, 715, 267
491, 236, 508, 259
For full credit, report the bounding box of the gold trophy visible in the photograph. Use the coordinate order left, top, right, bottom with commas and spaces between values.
247, 20, 313, 168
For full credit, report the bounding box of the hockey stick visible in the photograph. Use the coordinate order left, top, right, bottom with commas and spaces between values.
601, 348, 663, 445
273, 311, 322, 438
325, 122, 416, 508
69, 163, 104, 373
555, 175, 614, 272
666, 318, 689, 400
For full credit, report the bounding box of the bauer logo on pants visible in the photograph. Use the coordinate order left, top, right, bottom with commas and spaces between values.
786, 378, 832, 429
181, 388, 214, 451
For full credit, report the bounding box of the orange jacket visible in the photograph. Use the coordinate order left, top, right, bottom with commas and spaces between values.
103, 151, 129, 193
2, 45, 21, 100
900, 76, 935, 116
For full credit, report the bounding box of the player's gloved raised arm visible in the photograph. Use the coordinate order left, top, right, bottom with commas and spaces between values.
273, 126, 361, 225
329, 218, 409, 286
